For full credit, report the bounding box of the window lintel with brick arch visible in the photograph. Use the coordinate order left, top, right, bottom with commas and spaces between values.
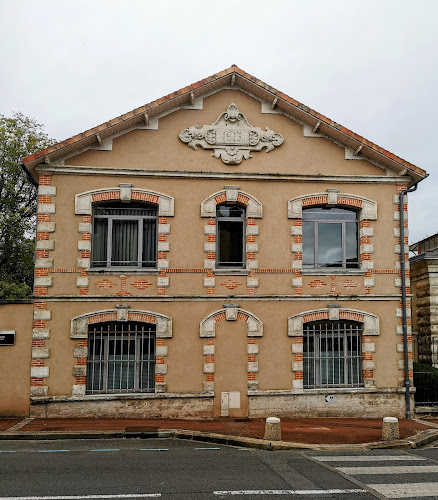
70, 308, 172, 338
287, 192, 377, 220
288, 308, 379, 337
201, 187, 262, 218
75, 186, 174, 217
200, 307, 263, 337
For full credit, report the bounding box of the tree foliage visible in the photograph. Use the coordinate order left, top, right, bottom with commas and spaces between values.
0, 113, 55, 299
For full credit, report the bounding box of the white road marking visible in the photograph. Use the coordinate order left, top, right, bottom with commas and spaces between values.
339, 465, 438, 475
213, 489, 366, 495
195, 447, 221, 450
0, 495, 161, 500
368, 482, 438, 498
313, 455, 427, 462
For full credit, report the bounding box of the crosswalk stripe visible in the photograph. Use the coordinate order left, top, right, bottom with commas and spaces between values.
339, 465, 438, 475
313, 455, 426, 462
368, 482, 438, 498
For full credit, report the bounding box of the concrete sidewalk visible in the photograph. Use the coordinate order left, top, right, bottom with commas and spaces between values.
2, 416, 438, 450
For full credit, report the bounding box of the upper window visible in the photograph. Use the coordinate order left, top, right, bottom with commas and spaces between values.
216, 203, 246, 269
303, 320, 363, 389
302, 207, 358, 269
86, 321, 155, 394
92, 202, 157, 268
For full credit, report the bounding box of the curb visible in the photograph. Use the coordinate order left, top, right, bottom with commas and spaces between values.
1, 427, 437, 450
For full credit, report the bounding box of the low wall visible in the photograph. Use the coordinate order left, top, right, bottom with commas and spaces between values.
248, 390, 411, 419
29, 394, 214, 419
0, 302, 33, 417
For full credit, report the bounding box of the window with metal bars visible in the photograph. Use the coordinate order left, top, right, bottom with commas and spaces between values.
216, 203, 246, 268
86, 321, 155, 394
91, 202, 157, 268
303, 320, 363, 389
302, 206, 359, 268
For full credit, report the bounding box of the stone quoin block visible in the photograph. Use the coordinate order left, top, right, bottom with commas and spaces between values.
203, 345, 215, 355
33, 328, 50, 339
34, 277, 53, 287
31, 367, 49, 378
156, 345, 169, 356
34, 310, 51, 321
72, 385, 86, 397
36, 240, 55, 251
32, 348, 50, 358
155, 364, 167, 375
37, 222, 55, 232
30, 386, 48, 397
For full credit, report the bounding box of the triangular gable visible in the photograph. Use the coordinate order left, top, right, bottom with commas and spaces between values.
22, 65, 427, 185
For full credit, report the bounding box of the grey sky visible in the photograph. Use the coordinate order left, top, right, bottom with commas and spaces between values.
1, 0, 436, 244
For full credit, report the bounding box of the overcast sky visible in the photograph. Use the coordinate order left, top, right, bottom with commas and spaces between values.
1, 0, 436, 244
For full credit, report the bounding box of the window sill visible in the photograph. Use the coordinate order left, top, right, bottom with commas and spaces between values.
88, 268, 159, 275
301, 268, 367, 276
214, 269, 251, 276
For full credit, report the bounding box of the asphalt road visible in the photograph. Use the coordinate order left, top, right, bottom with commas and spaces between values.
0, 438, 437, 499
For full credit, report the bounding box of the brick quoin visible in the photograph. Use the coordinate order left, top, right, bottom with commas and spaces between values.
39, 174, 52, 186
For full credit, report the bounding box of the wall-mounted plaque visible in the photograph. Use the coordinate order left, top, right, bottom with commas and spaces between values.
179, 103, 284, 165
0, 331, 15, 346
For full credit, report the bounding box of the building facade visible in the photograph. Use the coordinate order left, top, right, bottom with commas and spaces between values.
410, 235, 438, 369
17, 66, 427, 419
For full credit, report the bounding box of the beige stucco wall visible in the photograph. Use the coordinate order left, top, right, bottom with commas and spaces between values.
27, 86, 411, 418
40, 299, 400, 395
0, 303, 32, 417
65, 90, 385, 177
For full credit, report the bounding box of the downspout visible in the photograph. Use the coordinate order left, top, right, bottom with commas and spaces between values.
399, 181, 419, 420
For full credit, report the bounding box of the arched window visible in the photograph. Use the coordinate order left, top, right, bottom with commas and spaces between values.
216, 203, 246, 269
302, 206, 359, 269
303, 320, 362, 388
86, 321, 156, 394
91, 202, 157, 268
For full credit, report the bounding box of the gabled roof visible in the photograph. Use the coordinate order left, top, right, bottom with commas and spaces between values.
22, 65, 427, 184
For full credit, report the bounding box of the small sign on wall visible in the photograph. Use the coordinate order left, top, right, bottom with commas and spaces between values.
0, 331, 15, 346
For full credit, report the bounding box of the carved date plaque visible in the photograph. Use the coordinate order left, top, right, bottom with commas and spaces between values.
179, 103, 284, 165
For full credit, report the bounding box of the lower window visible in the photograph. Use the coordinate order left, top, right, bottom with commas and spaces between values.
86, 321, 155, 394
303, 320, 363, 388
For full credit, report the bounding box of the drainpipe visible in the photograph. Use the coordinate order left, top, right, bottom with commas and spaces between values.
399, 182, 419, 420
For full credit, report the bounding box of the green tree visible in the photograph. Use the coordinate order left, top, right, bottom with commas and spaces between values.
0, 113, 55, 299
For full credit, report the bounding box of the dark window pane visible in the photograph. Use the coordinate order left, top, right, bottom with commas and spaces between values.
303, 207, 357, 221
112, 220, 138, 266
218, 220, 244, 267
317, 223, 342, 267
217, 204, 245, 218
302, 221, 315, 266
142, 218, 157, 267
345, 222, 358, 267
92, 219, 108, 267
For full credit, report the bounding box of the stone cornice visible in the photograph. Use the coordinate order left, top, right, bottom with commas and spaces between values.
36, 164, 410, 184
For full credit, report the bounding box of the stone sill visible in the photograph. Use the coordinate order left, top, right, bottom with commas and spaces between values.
87, 269, 159, 275
214, 269, 251, 276
301, 269, 367, 276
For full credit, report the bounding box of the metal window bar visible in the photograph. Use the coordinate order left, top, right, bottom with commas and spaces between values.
303, 320, 363, 389
86, 321, 155, 394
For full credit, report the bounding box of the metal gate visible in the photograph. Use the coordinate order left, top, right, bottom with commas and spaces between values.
412, 336, 438, 407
